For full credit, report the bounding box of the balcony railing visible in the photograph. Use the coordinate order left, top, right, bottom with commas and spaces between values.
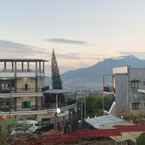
0, 88, 42, 93
0, 69, 44, 73
0, 103, 77, 113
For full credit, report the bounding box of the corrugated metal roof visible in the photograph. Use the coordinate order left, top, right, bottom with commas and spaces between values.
85, 115, 126, 129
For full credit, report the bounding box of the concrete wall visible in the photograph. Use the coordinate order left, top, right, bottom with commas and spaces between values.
16, 78, 36, 92
16, 77, 43, 92
113, 74, 129, 113
128, 68, 145, 112
113, 67, 145, 114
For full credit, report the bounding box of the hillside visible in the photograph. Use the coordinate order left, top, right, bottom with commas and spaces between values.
62, 55, 145, 90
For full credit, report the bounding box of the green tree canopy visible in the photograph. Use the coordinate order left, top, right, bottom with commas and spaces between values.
51, 49, 63, 89
86, 95, 114, 117
136, 133, 145, 145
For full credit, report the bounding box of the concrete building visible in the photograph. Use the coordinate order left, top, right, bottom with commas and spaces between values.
113, 65, 145, 114
0, 59, 77, 123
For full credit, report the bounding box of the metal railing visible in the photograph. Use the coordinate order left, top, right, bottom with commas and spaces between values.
0, 69, 44, 73
0, 88, 42, 93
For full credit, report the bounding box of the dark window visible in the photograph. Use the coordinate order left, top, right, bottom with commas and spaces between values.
103, 86, 112, 92
25, 84, 28, 91
130, 80, 140, 89
132, 102, 140, 110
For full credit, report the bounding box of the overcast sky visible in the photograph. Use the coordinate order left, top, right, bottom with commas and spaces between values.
0, 0, 145, 72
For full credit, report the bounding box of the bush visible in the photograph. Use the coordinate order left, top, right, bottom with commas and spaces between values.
136, 133, 145, 145
86, 95, 114, 117
124, 112, 145, 123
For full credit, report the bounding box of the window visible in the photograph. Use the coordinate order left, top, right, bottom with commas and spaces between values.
22, 101, 32, 108
25, 84, 28, 91
130, 80, 140, 89
132, 102, 140, 110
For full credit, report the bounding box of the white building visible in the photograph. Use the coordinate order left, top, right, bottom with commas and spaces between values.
113, 65, 145, 114
0, 59, 77, 123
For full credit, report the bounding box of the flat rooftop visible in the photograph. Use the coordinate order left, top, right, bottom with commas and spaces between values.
113, 65, 128, 75
0, 58, 48, 62
85, 115, 127, 129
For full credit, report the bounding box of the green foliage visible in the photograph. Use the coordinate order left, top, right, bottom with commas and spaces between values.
0, 126, 9, 145
136, 133, 145, 145
86, 96, 102, 117
86, 95, 113, 117
51, 50, 63, 89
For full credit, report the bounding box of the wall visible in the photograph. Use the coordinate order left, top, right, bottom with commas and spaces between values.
16, 78, 36, 92
128, 68, 145, 111
114, 74, 129, 113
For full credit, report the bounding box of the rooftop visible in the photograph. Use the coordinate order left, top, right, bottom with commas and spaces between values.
0, 58, 48, 62
85, 115, 127, 129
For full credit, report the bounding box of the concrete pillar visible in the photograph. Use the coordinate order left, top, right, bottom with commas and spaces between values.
4, 61, 6, 71
12, 61, 14, 72
35, 62, 38, 92
39, 61, 41, 73
14, 61, 17, 92
21, 62, 24, 72
36, 97, 42, 110
27, 62, 30, 72
43, 61, 45, 73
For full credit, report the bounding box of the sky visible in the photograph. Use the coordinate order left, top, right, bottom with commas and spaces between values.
0, 0, 145, 72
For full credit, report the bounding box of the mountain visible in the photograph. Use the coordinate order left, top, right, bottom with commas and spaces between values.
62, 55, 145, 90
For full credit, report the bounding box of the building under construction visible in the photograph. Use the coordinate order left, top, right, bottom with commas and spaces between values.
0, 58, 77, 123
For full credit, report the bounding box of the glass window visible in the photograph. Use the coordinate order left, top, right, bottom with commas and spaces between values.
130, 80, 140, 89
132, 102, 140, 110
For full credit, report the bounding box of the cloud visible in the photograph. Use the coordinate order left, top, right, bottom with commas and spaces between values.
55, 52, 101, 61
0, 40, 48, 58
120, 51, 145, 56
46, 38, 87, 45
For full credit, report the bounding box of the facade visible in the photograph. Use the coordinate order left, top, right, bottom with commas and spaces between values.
0, 58, 77, 124
113, 65, 145, 114
0, 59, 48, 121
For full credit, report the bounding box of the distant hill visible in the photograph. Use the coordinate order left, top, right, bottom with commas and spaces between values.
62, 55, 145, 90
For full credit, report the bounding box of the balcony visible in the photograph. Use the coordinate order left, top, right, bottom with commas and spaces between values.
0, 103, 77, 117
0, 109, 55, 116
0, 91, 43, 98
0, 70, 45, 78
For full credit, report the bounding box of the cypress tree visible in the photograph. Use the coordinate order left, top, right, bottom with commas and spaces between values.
51, 49, 63, 89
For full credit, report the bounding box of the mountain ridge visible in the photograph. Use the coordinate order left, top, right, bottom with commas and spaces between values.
62, 55, 145, 89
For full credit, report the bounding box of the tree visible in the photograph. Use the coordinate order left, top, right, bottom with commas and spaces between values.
136, 133, 145, 145
86, 96, 103, 117
51, 49, 63, 89
86, 95, 114, 117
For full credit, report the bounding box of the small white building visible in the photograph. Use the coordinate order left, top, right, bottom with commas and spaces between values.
113, 65, 145, 114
